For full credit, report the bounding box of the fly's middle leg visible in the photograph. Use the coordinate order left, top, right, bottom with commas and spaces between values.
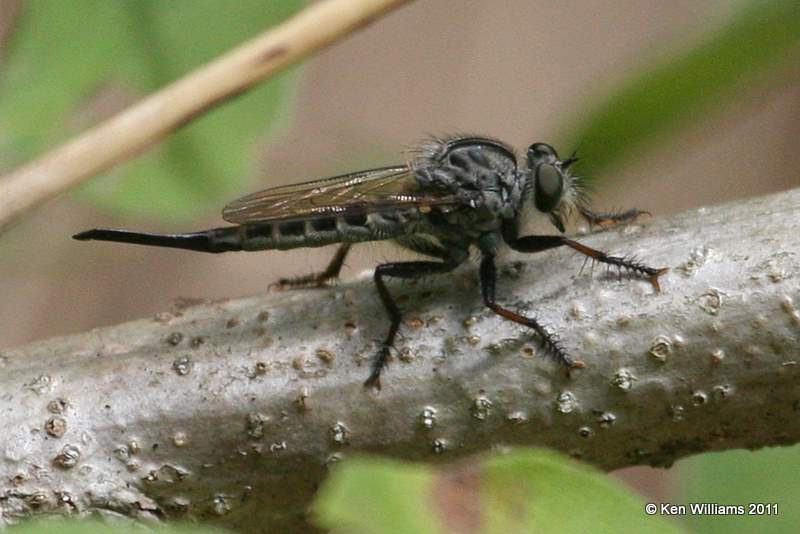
366, 259, 461, 389
273, 244, 352, 290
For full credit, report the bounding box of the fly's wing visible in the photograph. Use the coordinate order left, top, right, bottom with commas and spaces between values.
222, 165, 465, 224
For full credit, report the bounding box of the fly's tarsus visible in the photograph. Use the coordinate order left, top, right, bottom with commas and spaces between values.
364, 346, 391, 390
561, 238, 666, 292
599, 254, 668, 292
528, 319, 573, 369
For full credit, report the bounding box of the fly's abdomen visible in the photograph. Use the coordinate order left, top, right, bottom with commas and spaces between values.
238, 212, 426, 251
73, 211, 429, 254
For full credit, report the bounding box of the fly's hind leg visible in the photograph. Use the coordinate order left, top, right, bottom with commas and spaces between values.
480, 254, 578, 369
273, 244, 351, 290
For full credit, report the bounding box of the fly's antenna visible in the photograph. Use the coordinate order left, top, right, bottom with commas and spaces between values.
561, 150, 579, 170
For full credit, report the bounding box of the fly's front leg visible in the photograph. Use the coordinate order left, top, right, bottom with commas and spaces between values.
366, 259, 461, 389
273, 244, 351, 290
480, 255, 578, 369
509, 235, 667, 292
578, 206, 650, 229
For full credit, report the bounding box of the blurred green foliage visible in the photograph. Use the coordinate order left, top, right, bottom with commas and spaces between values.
675, 446, 800, 534
0, 0, 302, 220
313, 455, 440, 534
561, 0, 800, 179
312, 449, 681, 534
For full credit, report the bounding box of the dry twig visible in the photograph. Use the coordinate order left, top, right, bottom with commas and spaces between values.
0, 0, 411, 233
1, 188, 798, 531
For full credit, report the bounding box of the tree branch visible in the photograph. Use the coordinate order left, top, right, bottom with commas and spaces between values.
1, 188, 798, 531
0, 0, 411, 233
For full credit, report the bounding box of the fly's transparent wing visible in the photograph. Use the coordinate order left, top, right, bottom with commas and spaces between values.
222, 165, 464, 224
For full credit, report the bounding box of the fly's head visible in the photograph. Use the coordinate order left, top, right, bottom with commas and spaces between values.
524, 142, 583, 233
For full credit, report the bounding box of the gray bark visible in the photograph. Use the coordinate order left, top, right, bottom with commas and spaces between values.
1, 188, 799, 532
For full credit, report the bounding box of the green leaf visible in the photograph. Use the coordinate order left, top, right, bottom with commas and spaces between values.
482, 450, 681, 534
312, 448, 682, 534
0, 0, 303, 221
561, 0, 800, 178
676, 446, 800, 534
312, 457, 441, 534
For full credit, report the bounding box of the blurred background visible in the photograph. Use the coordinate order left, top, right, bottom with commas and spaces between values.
0, 1, 798, 532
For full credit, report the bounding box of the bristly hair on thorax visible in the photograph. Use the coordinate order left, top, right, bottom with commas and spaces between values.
404, 133, 517, 171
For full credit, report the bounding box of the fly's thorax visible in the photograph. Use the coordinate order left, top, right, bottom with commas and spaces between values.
412, 136, 524, 228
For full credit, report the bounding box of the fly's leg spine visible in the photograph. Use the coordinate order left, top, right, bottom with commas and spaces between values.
272, 244, 352, 290
562, 238, 668, 292
509, 235, 667, 292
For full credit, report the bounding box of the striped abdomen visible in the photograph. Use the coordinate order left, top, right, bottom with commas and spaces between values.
235, 211, 427, 251
74, 210, 433, 253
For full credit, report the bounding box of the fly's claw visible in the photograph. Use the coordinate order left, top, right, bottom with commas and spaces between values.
533, 324, 574, 368
364, 345, 393, 390
535, 322, 585, 372
364, 339, 402, 390
618, 255, 668, 292
649, 267, 669, 293
364, 369, 382, 391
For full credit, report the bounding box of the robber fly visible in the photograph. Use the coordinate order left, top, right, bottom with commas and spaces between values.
74, 136, 667, 388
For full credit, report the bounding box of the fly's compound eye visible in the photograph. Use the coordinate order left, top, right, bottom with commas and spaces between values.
534, 163, 564, 213
527, 142, 559, 166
